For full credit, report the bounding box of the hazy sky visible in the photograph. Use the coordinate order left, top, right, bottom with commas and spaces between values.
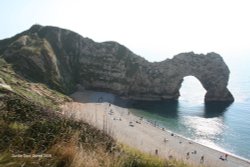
1, 0, 250, 62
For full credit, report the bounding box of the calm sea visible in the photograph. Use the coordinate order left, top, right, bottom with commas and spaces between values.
75, 55, 250, 160
129, 55, 250, 160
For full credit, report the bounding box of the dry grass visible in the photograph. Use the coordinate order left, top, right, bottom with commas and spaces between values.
48, 132, 118, 167
0, 78, 191, 167
48, 135, 190, 167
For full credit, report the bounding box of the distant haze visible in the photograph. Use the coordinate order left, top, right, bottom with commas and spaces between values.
1, 0, 250, 62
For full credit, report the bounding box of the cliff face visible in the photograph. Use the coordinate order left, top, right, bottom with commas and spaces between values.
0, 25, 234, 102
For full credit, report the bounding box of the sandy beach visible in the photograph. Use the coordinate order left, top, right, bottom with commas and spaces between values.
61, 95, 250, 167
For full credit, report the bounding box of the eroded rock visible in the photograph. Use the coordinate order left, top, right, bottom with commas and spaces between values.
0, 25, 234, 102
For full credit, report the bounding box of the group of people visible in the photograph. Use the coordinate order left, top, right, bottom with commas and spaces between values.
186, 150, 197, 159
101, 98, 235, 167
219, 154, 228, 161
186, 151, 204, 164
186, 152, 229, 164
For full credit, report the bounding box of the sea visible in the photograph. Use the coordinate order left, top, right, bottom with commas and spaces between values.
129, 55, 250, 160
77, 55, 250, 160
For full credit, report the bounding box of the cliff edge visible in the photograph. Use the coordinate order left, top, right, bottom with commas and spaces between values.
0, 25, 234, 102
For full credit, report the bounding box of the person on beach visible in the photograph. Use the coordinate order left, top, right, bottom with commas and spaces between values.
225, 153, 228, 160
155, 149, 158, 155
186, 152, 190, 159
219, 155, 225, 161
200, 155, 204, 163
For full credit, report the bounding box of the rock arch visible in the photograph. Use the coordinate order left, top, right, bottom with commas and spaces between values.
147, 52, 234, 102
178, 76, 206, 102
0, 25, 234, 102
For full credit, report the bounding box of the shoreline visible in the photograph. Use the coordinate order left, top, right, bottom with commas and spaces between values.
61, 99, 250, 167
132, 111, 250, 164
122, 105, 250, 166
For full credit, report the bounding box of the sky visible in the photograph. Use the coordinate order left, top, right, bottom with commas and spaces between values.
0, 0, 250, 62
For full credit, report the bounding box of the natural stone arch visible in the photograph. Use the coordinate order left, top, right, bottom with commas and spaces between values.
0, 25, 234, 102
155, 52, 234, 102
178, 76, 206, 102
122, 52, 234, 102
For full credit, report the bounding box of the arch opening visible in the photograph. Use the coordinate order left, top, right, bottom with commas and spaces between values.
179, 76, 206, 103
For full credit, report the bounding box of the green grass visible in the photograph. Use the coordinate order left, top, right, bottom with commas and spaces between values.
0, 58, 191, 167
0, 93, 191, 167
0, 94, 115, 167
8, 122, 29, 131
117, 144, 190, 167
0, 58, 70, 111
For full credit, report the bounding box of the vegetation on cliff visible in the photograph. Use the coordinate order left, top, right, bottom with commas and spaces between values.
0, 24, 234, 166
0, 58, 190, 167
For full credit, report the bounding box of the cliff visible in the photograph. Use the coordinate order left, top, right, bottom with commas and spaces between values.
0, 25, 234, 102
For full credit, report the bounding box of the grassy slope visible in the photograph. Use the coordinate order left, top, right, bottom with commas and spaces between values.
0, 58, 189, 167
0, 58, 70, 110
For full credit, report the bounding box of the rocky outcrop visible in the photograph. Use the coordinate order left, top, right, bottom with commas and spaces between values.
0, 25, 234, 102
158, 53, 234, 101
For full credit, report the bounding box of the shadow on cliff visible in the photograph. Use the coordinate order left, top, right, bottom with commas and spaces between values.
203, 101, 233, 118
71, 90, 233, 119
129, 100, 179, 119
71, 90, 180, 118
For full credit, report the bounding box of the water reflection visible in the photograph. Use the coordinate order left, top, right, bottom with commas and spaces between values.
182, 116, 224, 140
204, 101, 233, 118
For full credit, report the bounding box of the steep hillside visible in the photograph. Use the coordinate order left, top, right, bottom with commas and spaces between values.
0, 58, 70, 109
0, 58, 190, 167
